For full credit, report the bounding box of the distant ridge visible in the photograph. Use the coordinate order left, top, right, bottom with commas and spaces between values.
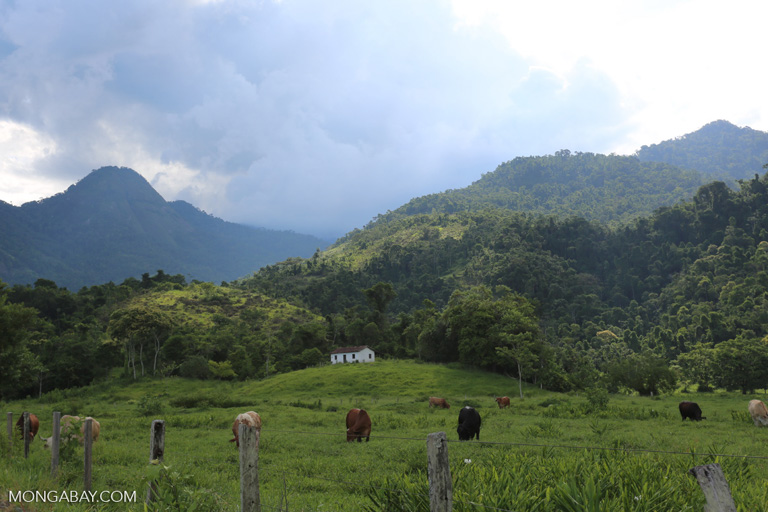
636, 120, 768, 180
362, 152, 709, 230
0, 166, 327, 289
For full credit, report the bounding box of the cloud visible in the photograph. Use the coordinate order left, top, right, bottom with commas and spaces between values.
0, 0, 654, 238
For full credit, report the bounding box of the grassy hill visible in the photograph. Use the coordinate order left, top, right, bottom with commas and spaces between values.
4, 360, 768, 510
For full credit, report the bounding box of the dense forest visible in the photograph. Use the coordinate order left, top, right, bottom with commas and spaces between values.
372, 151, 709, 228
3, 121, 768, 402
636, 120, 768, 181
3, 165, 768, 400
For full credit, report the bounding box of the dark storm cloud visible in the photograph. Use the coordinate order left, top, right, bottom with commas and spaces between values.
0, 0, 631, 239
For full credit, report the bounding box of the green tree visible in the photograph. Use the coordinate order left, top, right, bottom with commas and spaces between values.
674, 343, 716, 391
442, 286, 541, 396
605, 351, 677, 395
108, 306, 173, 378
713, 337, 768, 394
0, 281, 42, 400
208, 360, 236, 380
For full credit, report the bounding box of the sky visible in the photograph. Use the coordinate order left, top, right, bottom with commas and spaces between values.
0, 0, 766, 240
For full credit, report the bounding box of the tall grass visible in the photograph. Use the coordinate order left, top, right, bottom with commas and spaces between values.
2, 360, 768, 511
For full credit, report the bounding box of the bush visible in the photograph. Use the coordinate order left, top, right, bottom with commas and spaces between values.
584, 387, 610, 412
179, 356, 210, 379
137, 394, 164, 417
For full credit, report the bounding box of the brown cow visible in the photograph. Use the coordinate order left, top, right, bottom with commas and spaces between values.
230, 411, 262, 448
429, 397, 450, 409
345, 408, 371, 442
495, 396, 510, 409
15, 413, 39, 442
749, 400, 768, 426
41, 415, 100, 448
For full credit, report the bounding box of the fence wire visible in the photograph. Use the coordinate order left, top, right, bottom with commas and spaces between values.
262, 427, 768, 461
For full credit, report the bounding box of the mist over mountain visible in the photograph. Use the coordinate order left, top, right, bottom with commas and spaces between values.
0, 166, 328, 289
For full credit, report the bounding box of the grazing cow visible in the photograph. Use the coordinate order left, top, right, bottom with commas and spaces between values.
15, 413, 40, 442
495, 396, 510, 409
457, 406, 481, 441
230, 411, 262, 448
429, 397, 450, 409
679, 401, 705, 421
41, 415, 101, 448
345, 408, 372, 442
749, 400, 768, 426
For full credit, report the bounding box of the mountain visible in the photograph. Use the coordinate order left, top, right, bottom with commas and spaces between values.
0, 166, 328, 289
635, 120, 768, 181
361, 151, 709, 231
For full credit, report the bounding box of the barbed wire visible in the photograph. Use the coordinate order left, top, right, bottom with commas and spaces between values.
261, 428, 768, 461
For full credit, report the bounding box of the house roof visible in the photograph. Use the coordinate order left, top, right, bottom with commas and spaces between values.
330, 345, 373, 354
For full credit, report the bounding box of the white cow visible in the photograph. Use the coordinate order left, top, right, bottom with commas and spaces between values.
40, 415, 101, 448
230, 411, 261, 448
748, 400, 768, 426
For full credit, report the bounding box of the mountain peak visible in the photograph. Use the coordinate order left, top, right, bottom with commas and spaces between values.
1, 165, 327, 289
66, 166, 165, 204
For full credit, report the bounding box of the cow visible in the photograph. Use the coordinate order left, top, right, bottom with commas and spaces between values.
679, 401, 705, 421
230, 411, 262, 448
495, 396, 510, 409
429, 397, 450, 409
749, 400, 768, 426
457, 406, 481, 441
40, 415, 100, 448
345, 408, 372, 442
15, 413, 40, 442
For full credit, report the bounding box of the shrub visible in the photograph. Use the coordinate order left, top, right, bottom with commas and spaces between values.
179, 356, 210, 379
584, 387, 610, 412
137, 394, 165, 417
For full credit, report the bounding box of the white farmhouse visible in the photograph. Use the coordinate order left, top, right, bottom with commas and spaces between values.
330, 345, 375, 364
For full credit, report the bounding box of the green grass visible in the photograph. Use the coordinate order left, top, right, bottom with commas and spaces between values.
3, 360, 768, 511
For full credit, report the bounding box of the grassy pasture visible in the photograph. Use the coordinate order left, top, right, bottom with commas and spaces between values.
3, 360, 768, 511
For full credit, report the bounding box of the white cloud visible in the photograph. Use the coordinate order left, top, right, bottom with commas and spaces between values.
0, 0, 764, 238
0, 120, 61, 204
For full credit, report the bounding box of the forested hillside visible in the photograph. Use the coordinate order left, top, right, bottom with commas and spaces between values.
0, 271, 328, 399
240, 172, 768, 394
0, 166, 327, 289
4, 132, 768, 402
636, 120, 768, 181
370, 151, 708, 228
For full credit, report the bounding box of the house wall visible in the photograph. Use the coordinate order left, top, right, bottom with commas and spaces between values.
330, 348, 376, 364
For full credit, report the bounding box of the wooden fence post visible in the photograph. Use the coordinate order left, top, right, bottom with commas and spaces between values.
51, 412, 61, 477
83, 418, 93, 492
6, 412, 11, 456
146, 419, 166, 504
689, 463, 736, 512
427, 431, 452, 512
239, 423, 261, 512
23, 412, 30, 459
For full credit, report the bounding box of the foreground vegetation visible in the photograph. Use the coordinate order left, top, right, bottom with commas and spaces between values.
3, 361, 768, 511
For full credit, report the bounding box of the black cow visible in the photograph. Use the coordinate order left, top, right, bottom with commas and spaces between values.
457, 406, 481, 441
679, 401, 705, 421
